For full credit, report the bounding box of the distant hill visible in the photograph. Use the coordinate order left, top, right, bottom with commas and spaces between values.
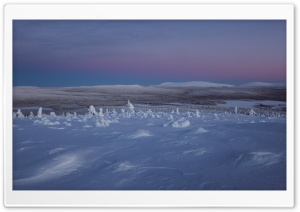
240, 82, 286, 87
157, 81, 233, 88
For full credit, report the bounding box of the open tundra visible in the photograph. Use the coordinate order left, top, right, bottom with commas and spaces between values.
13, 83, 286, 190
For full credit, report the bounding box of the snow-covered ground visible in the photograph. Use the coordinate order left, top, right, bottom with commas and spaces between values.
13, 102, 286, 190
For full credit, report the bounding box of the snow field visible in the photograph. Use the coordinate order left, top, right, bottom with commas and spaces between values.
13, 102, 286, 190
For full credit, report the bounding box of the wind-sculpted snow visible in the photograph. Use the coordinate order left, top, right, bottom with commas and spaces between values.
163, 117, 191, 128
129, 130, 153, 138
13, 103, 286, 190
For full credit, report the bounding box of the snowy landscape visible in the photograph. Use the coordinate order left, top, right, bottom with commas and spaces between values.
13, 82, 286, 190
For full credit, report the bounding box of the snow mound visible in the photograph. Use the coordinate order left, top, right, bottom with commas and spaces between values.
129, 130, 153, 138
169, 117, 191, 128
158, 81, 233, 88
34, 117, 60, 126
241, 82, 286, 87
194, 127, 208, 134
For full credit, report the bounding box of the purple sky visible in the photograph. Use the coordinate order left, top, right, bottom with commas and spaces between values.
13, 20, 286, 86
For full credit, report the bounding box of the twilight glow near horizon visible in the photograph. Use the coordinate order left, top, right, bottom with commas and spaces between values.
13, 20, 286, 86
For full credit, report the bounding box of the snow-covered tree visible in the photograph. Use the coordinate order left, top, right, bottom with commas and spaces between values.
127, 100, 134, 111
196, 109, 200, 117
99, 108, 104, 117
96, 118, 109, 127
88, 105, 98, 116
50, 112, 56, 117
37, 107, 43, 118
249, 109, 255, 116
167, 114, 174, 121
16, 109, 25, 118
112, 109, 117, 116
29, 111, 34, 118
176, 108, 179, 114
234, 106, 238, 114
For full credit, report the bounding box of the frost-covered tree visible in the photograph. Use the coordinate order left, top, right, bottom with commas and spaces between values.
214, 113, 219, 120
127, 100, 134, 111
112, 109, 117, 116
99, 108, 104, 117
234, 106, 237, 114
176, 108, 179, 114
249, 109, 255, 116
29, 111, 34, 118
16, 109, 25, 118
37, 107, 43, 118
88, 105, 98, 116
167, 114, 174, 121
96, 118, 109, 127
196, 109, 200, 117
50, 112, 56, 117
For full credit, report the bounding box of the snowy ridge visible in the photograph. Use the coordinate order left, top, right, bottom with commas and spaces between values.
158, 81, 233, 87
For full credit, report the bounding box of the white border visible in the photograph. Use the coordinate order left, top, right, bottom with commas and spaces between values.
3, 4, 294, 207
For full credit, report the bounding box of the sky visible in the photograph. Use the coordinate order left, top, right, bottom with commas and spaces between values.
13, 20, 286, 86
